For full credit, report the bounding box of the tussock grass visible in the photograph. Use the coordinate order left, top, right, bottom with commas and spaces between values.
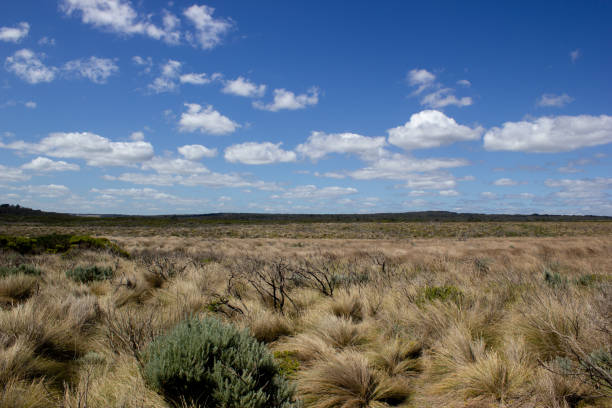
1, 232, 610, 407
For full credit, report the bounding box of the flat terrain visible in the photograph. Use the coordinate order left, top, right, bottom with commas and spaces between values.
1, 221, 610, 407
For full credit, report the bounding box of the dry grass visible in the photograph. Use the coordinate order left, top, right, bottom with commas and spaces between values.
0, 228, 610, 407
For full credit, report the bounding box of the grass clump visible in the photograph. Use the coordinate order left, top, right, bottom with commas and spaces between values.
142, 316, 296, 407
0, 234, 129, 257
66, 266, 113, 283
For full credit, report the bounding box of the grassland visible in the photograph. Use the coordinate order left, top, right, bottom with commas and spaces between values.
0, 220, 610, 407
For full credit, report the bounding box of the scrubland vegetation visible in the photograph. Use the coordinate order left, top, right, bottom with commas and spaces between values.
0, 226, 610, 407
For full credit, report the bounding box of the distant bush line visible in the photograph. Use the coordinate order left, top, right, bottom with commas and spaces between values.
0, 233, 129, 257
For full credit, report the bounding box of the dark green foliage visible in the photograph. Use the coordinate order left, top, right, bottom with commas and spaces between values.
0, 264, 42, 278
66, 265, 113, 283
0, 234, 129, 257
418, 285, 463, 304
142, 317, 295, 408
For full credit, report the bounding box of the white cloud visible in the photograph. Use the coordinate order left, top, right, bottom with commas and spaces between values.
21, 157, 80, 172
388, 110, 482, 150
5, 49, 57, 84
439, 189, 459, 196
0, 22, 30, 42
178, 103, 239, 135
225, 142, 296, 165
183, 4, 232, 49
38, 36, 56, 46
314, 172, 346, 179
407, 68, 435, 94
180, 72, 211, 85
130, 131, 145, 141
108, 171, 278, 190
222, 76, 266, 98
1, 132, 154, 166
536, 93, 573, 108
24, 184, 70, 198
24, 101, 37, 109
570, 49, 580, 63
483, 114, 612, 153
253, 87, 319, 111
178, 144, 217, 160
457, 79, 471, 87
141, 156, 209, 174
481, 191, 497, 200
545, 178, 612, 199
132, 55, 153, 72
421, 88, 473, 108
349, 154, 468, 181
493, 178, 518, 186
0, 165, 29, 182
63, 56, 119, 84
296, 131, 386, 161
60, 0, 180, 44
148, 59, 181, 93
279, 185, 358, 200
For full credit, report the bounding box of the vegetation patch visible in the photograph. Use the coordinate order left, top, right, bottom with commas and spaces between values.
0, 234, 129, 257
66, 265, 113, 283
0, 264, 42, 278
417, 285, 463, 304
142, 316, 295, 407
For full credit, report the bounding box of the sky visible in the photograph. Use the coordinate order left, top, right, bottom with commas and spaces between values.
0, 1, 611, 215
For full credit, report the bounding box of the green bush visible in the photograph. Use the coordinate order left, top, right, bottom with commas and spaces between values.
544, 270, 567, 288
66, 265, 113, 283
142, 317, 295, 407
0, 264, 42, 278
418, 285, 463, 304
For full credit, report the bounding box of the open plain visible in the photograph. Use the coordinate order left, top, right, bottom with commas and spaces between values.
1, 220, 611, 407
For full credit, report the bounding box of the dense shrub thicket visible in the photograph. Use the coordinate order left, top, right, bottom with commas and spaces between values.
0, 264, 42, 278
142, 317, 295, 408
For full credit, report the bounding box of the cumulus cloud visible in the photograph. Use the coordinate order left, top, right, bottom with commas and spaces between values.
183, 4, 232, 49
140, 156, 209, 174
148, 59, 181, 93
0, 22, 30, 42
225, 142, 296, 165
23, 184, 71, 198
63, 56, 119, 84
348, 154, 468, 180
278, 185, 358, 200
21, 157, 80, 172
25, 101, 37, 109
253, 87, 318, 111
407, 68, 435, 94
0, 165, 29, 182
107, 171, 278, 190
222, 76, 266, 98
180, 72, 212, 85
178, 103, 239, 135
296, 131, 386, 161
545, 178, 612, 199
406, 68, 473, 108
178, 144, 217, 160
439, 189, 459, 196
5, 49, 57, 84
1, 132, 154, 166
536, 93, 573, 108
60, 0, 181, 44
493, 178, 518, 186
421, 88, 473, 108
483, 114, 612, 153
388, 110, 482, 150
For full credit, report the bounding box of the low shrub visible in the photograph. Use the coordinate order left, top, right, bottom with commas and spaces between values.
0, 264, 42, 278
544, 270, 567, 288
418, 285, 463, 304
66, 266, 113, 283
142, 316, 295, 407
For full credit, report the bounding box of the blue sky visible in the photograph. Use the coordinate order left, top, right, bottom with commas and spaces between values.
1, 0, 611, 215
